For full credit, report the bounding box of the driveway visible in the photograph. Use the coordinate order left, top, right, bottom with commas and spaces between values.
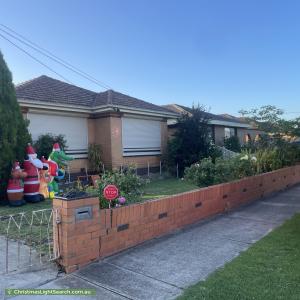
2, 185, 300, 300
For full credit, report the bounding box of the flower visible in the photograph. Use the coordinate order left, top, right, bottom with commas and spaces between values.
251, 156, 257, 162
240, 155, 249, 161
118, 196, 126, 204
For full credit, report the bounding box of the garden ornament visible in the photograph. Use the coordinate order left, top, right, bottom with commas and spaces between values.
23, 144, 46, 203
39, 156, 51, 199
7, 162, 27, 206
47, 143, 73, 197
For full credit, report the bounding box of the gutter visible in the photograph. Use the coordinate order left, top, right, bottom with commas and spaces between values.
18, 98, 179, 119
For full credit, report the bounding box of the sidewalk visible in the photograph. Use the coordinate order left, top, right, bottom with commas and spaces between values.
3, 185, 300, 300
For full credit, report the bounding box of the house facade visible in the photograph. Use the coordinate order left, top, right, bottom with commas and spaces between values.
16, 76, 178, 173
164, 104, 263, 146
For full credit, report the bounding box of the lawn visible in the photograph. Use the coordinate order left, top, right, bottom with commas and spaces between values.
0, 199, 52, 217
141, 178, 198, 200
178, 213, 300, 300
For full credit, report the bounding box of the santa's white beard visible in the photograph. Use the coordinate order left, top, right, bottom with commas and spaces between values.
29, 155, 43, 169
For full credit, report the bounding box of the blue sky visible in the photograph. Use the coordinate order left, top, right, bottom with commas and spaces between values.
0, 0, 299, 118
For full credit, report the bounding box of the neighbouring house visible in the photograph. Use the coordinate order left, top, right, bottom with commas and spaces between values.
163, 104, 264, 146
16, 75, 178, 173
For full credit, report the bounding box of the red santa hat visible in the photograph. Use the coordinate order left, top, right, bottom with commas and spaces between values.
53, 143, 61, 152
26, 144, 36, 155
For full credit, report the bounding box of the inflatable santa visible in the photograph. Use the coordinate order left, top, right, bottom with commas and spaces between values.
23, 144, 45, 203
7, 162, 27, 206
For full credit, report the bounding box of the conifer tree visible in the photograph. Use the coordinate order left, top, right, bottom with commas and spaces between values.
0, 51, 31, 202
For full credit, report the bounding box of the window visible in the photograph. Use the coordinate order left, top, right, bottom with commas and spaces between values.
244, 134, 252, 143
122, 117, 161, 156
27, 113, 88, 158
224, 127, 235, 139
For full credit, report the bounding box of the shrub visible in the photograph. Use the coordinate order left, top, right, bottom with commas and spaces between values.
0, 51, 31, 201
214, 158, 236, 184
33, 133, 67, 159
98, 166, 146, 208
184, 158, 216, 187
232, 152, 257, 178
88, 143, 102, 173
224, 136, 241, 152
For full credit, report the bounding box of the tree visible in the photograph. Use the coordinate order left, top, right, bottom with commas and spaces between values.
165, 105, 214, 176
239, 105, 284, 133
239, 105, 300, 138
0, 51, 31, 202
33, 133, 67, 159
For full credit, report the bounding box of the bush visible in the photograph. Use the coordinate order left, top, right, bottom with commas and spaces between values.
0, 51, 31, 201
33, 133, 67, 159
224, 136, 241, 152
184, 158, 216, 187
98, 166, 146, 208
232, 152, 257, 178
88, 143, 102, 173
214, 158, 236, 184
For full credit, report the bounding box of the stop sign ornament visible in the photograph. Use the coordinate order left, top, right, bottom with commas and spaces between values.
103, 185, 119, 201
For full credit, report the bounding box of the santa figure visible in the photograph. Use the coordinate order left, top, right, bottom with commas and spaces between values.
23, 144, 45, 203
7, 162, 27, 206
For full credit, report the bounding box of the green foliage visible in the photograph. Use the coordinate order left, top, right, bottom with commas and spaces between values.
98, 166, 146, 209
233, 152, 257, 178
88, 143, 102, 173
239, 105, 300, 137
184, 144, 300, 188
214, 158, 236, 184
224, 136, 241, 152
33, 133, 67, 159
184, 158, 216, 187
165, 105, 213, 176
0, 51, 31, 201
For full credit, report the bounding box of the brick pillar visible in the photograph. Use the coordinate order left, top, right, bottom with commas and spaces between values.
53, 197, 101, 273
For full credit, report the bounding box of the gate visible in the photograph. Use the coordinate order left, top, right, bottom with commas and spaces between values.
0, 208, 60, 274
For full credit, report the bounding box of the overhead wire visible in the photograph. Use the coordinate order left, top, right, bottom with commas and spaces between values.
0, 24, 112, 90
0, 32, 72, 84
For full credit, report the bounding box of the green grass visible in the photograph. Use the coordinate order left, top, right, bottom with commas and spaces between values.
141, 178, 198, 200
0, 199, 52, 217
178, 213, 300, 300
0, 200, 54, 256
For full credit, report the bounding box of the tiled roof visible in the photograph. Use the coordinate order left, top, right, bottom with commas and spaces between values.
16, 75, 97, 107
166, 104, 249, 125
16, 75, 175, 114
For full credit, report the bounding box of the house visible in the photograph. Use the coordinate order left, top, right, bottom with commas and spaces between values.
16, 75, 178, 173
163, 104, 263, 146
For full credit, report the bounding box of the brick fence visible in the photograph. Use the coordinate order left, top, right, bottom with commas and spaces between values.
53, 165, 300, 273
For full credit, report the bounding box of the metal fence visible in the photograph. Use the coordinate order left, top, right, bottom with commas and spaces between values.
0, 208, 60, 274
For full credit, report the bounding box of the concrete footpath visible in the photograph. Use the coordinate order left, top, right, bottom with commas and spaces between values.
2, 185, 300, 300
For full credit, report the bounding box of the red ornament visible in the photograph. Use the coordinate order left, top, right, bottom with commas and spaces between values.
103, 185, 119, 201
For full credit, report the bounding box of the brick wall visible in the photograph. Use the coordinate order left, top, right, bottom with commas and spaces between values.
53, 165, 300, 273
87, 114, 168, 170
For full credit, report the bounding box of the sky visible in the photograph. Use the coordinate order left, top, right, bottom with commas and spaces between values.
0, 0, 300, 118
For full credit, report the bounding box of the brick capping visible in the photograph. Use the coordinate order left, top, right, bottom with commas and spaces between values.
52, 165, 300, 273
